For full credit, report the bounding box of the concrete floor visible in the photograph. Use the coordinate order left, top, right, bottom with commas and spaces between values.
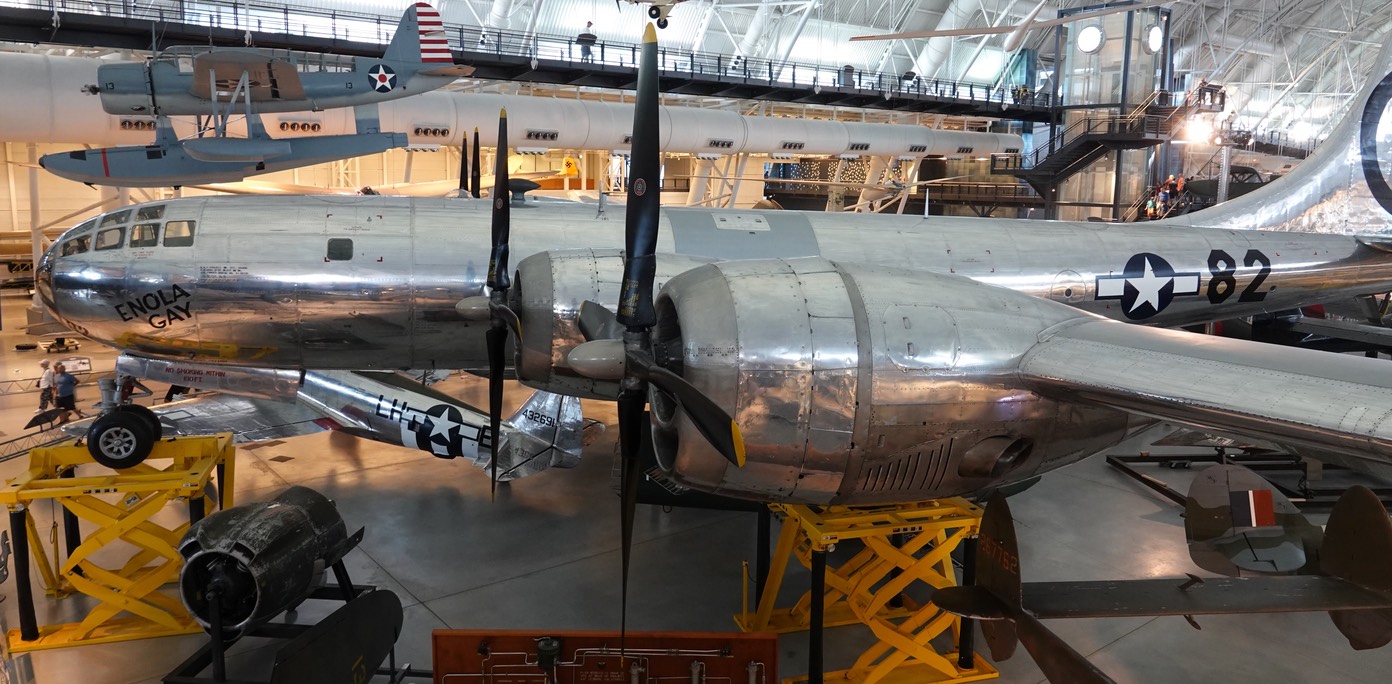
0, 288, 1388, 683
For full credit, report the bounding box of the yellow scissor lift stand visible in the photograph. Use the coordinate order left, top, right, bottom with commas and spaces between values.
1, 433, 235, 652
735, 498, 997, 684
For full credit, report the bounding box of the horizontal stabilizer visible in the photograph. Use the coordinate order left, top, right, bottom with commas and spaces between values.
420, 65, 476, 77
932, 585, 1010, 620
1023, 575, 1392, 619
1185, 465, 1323, 576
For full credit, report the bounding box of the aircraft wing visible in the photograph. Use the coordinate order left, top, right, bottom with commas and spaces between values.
61, 393, 330, 444
188, 181, 359, 195
368, 171, 557, 197
1018, 318, 1392, 480
190, 52, 306, 101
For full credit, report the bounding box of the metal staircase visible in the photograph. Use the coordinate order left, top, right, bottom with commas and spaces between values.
991, 87, 1225, 194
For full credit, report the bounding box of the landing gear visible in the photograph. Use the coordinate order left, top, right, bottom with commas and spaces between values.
85, 375, 160, 469
87, 411, 155, 469
648, 5, 660, 17
657, 17, 668, 28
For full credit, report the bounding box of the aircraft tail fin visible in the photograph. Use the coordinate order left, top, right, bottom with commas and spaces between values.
1183, 464, 1324, 576
495, 391, 585, 480
384, 2, 453, 64
930, 494, 1020, 661
1320, 485, 1392, 649
1181, 30, 1392, 235
560, 156, 579, 177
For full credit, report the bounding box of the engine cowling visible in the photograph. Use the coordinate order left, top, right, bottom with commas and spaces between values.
511, 248, 713, 399
648, 258, 1134, 505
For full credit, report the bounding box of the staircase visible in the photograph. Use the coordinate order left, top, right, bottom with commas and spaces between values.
992, 87, 1225, 194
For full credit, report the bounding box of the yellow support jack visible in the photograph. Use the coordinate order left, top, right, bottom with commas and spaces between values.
735, 498, 997, 684
0, 433, 235, 652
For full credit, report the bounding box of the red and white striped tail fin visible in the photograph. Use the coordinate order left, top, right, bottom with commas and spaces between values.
384, 2, 453, 64
415, 2, 453, 63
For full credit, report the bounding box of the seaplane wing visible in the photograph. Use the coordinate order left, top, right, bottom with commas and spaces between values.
851, 0, 1174, 43
189, 52, 307, 101
191, 170, 559, 197
1019, 318, 1392, 481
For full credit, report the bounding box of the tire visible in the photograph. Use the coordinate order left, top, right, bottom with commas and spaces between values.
14, 343, 37, 351
87, 412, 154, 469
648, 5, 661, 18
657, 17, 668, 28
115, 404, 163, 440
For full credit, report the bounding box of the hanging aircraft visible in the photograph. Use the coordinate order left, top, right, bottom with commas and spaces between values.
93, 3, 471, 117
37, 2, 474, 188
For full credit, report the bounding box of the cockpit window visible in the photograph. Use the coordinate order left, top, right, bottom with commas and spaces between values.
99, 210, 131, 228
164, 220, 196, 247
61, 235, 91, 256
130, 223, 160, 248
95, 226, 125, 251
135, 205, 165, 221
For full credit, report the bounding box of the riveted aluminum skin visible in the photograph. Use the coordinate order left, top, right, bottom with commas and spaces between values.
653, 258, 1133, 505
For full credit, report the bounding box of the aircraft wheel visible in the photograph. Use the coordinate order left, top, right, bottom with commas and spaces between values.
87, 412, 154, 470
657, 17, 669, 28
115, 404, 163, 440
648, 5, 661, 18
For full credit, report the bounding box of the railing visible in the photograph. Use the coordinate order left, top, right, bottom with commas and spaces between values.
928, 182, 1041, 202
995, 114, 1166, 172
5, 0, 1050, 109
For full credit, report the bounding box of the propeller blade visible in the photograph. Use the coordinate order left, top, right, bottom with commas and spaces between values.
637, 360, 745, 467
616, 390, 645, 662
578, 300, 622, 341
471, 127, 482, 198
494, 301, 522, 341
616, 24, 661, 330
486, 324, 507, 500
488, 110, 511, 292
459, 138, 469, 194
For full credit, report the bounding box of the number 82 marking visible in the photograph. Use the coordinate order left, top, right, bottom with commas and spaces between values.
1206, 249, 1271, 304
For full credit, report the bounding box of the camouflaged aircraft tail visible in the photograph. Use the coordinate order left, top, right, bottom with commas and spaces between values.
1183, 464, 1324, 577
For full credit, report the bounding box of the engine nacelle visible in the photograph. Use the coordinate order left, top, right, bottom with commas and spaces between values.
649, 258, 1134, 505
512, 248, 713, 399
178, 486, 350, 638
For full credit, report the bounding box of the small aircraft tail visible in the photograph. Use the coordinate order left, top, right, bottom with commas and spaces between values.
932, 495, 1116, 683
495, 391, 586, 480
560, 156, 579, 177
1320, 485, 1392, 650
384, 2, 453, 64
1182, 30, 1392, 235
1183, 464, 1323, 576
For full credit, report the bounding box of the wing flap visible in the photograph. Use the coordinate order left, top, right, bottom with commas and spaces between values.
1020, 319, 1392, 475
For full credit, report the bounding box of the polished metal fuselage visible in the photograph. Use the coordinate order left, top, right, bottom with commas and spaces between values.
38, 195, 1392, 373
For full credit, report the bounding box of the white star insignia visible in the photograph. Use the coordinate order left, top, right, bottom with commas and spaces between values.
1127, 257, 1170, 314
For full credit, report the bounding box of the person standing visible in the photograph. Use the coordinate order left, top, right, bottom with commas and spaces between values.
578, 22, 597, 64
53, 363, 86, 423
36, 359, 53, 413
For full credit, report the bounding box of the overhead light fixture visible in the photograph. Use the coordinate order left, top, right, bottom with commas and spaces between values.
1144, 25, 1163, 54
1077, 25, 1105, 55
